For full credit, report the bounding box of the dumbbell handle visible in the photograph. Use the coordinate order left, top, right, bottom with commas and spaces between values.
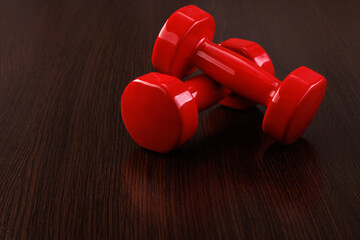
193, 39, 281, 106
183, 74, 231, 111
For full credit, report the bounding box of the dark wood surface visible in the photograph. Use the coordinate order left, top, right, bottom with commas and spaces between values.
0, 0, 359, 239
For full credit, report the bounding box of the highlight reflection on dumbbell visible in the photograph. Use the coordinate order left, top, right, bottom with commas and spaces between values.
122, 39, 274, 153
152, 5, 327, 145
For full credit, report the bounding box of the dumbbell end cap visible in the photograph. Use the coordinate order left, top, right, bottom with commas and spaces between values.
121, 73, 198, 153
152, 5, 215, 78
263, 66, 327, 145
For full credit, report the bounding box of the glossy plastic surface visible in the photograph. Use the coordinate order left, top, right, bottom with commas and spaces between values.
219, 38, 274, 109
193, 39, 281, 106
122, 39, 275, 152
262, 67, 327, 145
152, 5, 327, 145
152, 5, 215, 78
191, 38, 275, 110
121, 73, 198, 153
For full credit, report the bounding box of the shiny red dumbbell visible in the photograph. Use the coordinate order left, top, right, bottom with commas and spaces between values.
152, 5, 327, 145
122, 39, 274, 153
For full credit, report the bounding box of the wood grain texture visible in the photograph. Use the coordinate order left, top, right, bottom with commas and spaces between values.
0, 0, 359, 239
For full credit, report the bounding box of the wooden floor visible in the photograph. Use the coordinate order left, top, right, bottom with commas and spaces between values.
0, 0, 359, 239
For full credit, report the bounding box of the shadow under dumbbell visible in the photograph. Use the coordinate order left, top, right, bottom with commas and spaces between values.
121, 106, 324, 236
182, 106, 269, 157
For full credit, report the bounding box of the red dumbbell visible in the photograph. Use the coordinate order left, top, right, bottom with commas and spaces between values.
122, 39, 274, 153
152, 5, 327, 145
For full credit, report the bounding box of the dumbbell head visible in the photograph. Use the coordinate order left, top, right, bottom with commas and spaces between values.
121, 73, 198, 153
152, 5, 215, 78
262, 66, 327, 145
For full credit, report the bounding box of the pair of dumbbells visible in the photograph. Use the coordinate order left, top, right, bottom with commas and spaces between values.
121, 5, 327, 153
